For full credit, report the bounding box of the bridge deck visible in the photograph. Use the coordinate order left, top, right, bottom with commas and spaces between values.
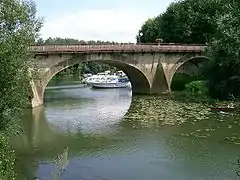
31, 44, 205, 54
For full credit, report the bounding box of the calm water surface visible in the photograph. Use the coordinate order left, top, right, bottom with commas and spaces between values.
11, 79, 240, 180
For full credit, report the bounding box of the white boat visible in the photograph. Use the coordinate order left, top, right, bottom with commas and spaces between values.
116, 70, 126, 77
82, 70, 132, 89
91, 77, 131, 89
82, 73, 118, 85
82, 74, 106, 85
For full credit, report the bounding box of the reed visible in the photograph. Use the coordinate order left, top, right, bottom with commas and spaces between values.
52, 147, 69, 180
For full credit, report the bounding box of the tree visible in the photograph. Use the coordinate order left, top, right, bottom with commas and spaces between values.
137, 17, 160, 43
137, 0, 224, 44
0, 0, 42, 178
204, 1, 240, 100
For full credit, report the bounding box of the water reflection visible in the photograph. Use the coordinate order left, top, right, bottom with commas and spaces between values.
45, 87, 132, 134
11, 86, 240, 180
12, 106, 127, 180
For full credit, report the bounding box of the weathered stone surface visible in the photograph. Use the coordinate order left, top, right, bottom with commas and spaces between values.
30, 44, 208, 107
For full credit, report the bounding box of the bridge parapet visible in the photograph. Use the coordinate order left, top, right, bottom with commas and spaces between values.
31, 44, 206, 54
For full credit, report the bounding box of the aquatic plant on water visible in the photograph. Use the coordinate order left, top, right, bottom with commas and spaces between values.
124, 96, 212, 128
52, 147, 69, 180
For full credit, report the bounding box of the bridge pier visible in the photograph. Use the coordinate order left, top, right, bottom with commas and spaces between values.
30, 80, 44, 108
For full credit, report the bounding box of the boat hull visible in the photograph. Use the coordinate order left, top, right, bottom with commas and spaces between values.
91, 82, 130, 89
210, 107, 236, 112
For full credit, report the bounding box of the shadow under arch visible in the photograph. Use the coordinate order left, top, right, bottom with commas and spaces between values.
41, 56, 151, 101
169, 55, 210, 87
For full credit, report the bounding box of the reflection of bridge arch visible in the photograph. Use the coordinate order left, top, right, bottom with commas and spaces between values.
12, 105, 126, 179
11, 106, 123, 157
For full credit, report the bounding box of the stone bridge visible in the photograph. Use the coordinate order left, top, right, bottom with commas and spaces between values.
30, 43, 207, 107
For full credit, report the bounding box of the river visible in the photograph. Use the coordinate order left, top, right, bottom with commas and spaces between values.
11, 77, 240, 180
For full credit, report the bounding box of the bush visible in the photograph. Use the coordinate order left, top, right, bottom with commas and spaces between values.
184, 80, 208, 95
0, 135, 16, 180
171, 73, 203, 91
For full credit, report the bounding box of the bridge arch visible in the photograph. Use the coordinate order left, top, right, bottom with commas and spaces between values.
30, 44, 207, 107
169, 55, 210, 89
36, 54, 152, 105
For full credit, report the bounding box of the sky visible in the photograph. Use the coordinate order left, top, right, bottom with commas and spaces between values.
35, 0, 175, 43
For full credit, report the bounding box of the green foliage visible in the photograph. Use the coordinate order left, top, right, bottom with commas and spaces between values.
37, 37, 119, 45
172, 91, 214, 104
0, 0, 42, 178
52, 147, 69, 180
137, 18, 160, 43
204, 1, 240, 100
185, 80, 208, 95
0, 135, 16, 180
82, 61, 117, 75
171, 73, 203, 91
137, 0, 224, 44
126, 96, 213, 127
0, 0, 42, 132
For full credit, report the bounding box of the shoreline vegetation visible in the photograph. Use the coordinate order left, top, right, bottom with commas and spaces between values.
1, 0, 240, 179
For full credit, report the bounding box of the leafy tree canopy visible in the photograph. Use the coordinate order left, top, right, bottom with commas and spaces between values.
0, 0, 42, 132
137, 0, 224, 44
204, 1, 240, 100
0, 0, 42, 178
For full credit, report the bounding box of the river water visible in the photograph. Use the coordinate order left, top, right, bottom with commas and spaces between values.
11, 78, 240, 180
